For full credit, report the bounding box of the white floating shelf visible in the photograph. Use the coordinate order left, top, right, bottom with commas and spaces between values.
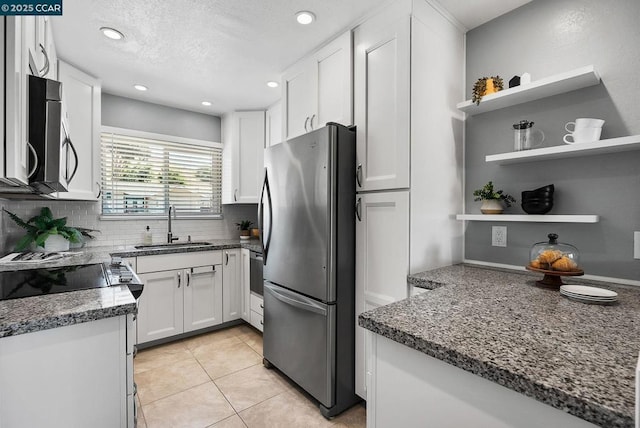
457, 65, 600, 116
485, 134, 640, 164
456, 214, 599, 223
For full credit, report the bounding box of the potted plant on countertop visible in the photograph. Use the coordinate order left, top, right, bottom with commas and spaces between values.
3, 207, 83, 251
473, 181, 516, 214
236, 220, 254, 240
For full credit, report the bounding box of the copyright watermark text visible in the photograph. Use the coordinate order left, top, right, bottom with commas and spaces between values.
0, 0, 62, 15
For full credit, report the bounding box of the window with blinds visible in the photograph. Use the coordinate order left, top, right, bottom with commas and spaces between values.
100, 129, 222, 217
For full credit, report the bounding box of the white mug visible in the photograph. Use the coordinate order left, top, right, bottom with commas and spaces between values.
563, 127, 602, 144
565, 118, 605, 133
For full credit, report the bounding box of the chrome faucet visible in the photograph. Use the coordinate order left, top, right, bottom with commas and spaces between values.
167, 206, 179, 243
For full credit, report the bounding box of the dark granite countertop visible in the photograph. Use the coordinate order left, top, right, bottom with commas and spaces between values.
359, 264, 640, 428
0, 239, 261, 338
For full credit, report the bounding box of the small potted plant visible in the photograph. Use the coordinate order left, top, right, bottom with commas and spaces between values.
3, 207, 83, 251
236, 220, 253, 240
472, 75, 504, 105
472, 181, 516, 214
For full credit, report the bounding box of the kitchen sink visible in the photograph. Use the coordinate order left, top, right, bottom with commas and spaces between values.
134, 242, 214, 249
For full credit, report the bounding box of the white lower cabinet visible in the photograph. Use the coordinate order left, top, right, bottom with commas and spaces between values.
137, 269, 184, 343
355, 190, 410, 399
240, 249, 251, 321
0, 315, 132, 427
367, 334, 596, 428
184, 265, 223, 332
249, 292, 264, 332
222, 249, 242, 322
136, 251, 223, 344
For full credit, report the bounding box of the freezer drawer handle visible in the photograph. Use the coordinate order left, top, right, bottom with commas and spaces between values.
266, 285, 327, 316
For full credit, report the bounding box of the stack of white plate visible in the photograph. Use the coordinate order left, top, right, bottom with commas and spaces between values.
560, 284, 618, 304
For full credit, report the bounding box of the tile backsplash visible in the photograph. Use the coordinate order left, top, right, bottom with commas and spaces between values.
0, 199, 258, 252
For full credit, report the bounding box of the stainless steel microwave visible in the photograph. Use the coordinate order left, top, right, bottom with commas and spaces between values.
27, 75, 77, 194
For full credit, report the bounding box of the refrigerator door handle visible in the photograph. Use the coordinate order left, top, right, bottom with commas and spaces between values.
259, 168, 273, 264
265, 283, 327, 316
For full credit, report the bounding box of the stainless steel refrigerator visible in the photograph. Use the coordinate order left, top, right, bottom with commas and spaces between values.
259, 123, 358, 418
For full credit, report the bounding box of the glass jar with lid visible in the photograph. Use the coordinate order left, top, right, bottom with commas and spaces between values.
529, 233, 581, 272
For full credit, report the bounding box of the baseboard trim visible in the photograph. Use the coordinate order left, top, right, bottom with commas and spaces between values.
464, 259, 640, 287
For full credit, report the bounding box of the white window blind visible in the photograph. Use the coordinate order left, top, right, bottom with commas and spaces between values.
100, 130, 222, 216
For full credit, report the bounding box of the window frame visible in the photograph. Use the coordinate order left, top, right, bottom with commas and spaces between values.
99, 126, 224, 220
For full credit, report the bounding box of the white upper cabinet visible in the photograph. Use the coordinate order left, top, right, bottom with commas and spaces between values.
55, 60, 101, 200
353, 14, 411, 191
2, 16, 59, 188
282, 31, 353, 140
3, 17, 30, 186
282, 62, 313, 140
222, 111, 265, 204
265, 101, 282, 147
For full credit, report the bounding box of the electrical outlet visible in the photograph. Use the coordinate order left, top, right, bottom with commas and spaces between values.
634, 231, 640, 259
492, 226, 507, 247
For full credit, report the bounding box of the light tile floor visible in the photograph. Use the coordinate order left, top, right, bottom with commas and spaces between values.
135, 324, 366, 428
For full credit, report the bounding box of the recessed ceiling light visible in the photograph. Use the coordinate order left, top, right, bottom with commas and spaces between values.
296, 11, 315, 25
134, 84, 148, 91
201, 101, 212, 106
100, 27, 124, 40
267, 81, 279, 88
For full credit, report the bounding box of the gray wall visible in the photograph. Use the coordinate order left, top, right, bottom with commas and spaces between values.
464, 0, 640, 280
0, 95, 251, 253
102, 93, 222, 141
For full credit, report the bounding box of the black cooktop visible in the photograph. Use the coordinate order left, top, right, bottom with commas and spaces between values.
0, 264, 108, 301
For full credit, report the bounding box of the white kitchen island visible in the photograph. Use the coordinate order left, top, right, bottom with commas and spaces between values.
360, 264, 638, 428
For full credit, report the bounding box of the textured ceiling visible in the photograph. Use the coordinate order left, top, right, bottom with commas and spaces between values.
436, 0, 532, 29
52, 0, 531, 116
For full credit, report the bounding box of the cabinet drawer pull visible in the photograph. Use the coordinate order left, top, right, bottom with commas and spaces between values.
96, 182, 102, 198
234, 189, 238, 202
356, 164, 362, 188
355, 197, 362, 222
